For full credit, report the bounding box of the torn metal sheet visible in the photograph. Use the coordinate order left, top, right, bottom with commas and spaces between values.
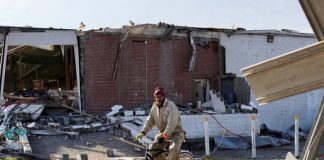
241, 41, 324, 104
188, 32, 197, 72
159, 24, 175, 40
14, 104, 44, 120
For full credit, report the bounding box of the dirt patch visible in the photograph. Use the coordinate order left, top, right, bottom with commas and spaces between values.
28, 131, 144, 160
28, 130, 305, 160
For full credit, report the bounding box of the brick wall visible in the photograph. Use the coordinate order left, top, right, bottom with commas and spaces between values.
81, 32, 220, 113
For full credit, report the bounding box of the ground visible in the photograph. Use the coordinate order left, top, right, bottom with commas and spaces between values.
28, 130, 304, 160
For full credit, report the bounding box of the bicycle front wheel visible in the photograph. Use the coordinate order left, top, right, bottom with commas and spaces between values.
179, 151, 195, 160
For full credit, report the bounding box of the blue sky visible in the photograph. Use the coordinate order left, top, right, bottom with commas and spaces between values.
0, 0, 313, 33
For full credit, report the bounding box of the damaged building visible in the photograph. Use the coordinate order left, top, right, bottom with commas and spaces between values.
0, 27, 81, 110
79, 23, 320, 133
80, 23, 229, 113
0, 24, 321, 132
0, 24, 322, 156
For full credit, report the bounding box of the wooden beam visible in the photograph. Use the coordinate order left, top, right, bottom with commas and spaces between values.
19, 64, 42, 80
113, 136, 145, 150
58, 102, 104, 123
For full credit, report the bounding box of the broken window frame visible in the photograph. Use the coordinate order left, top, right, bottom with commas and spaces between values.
0, 30, 82, 111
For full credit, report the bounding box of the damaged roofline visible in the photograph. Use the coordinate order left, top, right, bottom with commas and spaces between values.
0, 26, 76, 33
95, 23, 315, 39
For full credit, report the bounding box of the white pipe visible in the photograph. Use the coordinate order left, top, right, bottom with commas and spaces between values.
204, 116, 210, 156
251, 115, 256, 159
294, 115, 300, 157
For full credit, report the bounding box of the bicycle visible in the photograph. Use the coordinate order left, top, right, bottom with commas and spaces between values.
143, 139, 195, 160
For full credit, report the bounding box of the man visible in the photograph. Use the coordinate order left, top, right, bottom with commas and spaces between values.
136, 86, 185, 160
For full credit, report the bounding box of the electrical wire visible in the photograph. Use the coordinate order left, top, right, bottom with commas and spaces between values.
203, 111, 252, 146
210, 128, 226, 154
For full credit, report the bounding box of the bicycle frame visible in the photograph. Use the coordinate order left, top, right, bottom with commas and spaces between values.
143, 140, 195, 160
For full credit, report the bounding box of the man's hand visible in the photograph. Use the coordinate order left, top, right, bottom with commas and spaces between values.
158, 137, 165, 144
136, 133, 144, 142
157, 133, 169, 144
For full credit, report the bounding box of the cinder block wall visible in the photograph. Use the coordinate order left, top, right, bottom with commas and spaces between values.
80, 31, 220, 113
134, 114, 260, 139
220, 32, 319, 131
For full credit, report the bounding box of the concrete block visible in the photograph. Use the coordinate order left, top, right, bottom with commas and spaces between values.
76, 154, 88, 160
134, 110, 145, 116
107, 149, 114, 157
48, 123, 60, 129
124, 110, 134, 116
60, 154, 69, 160
107, 105, 123, 117
90, 122, 102, 128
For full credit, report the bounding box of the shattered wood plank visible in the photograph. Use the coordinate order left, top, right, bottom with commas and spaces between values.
58, 102, 104, 123
113, 136, 145, 150
300, 96, 324, 160
30, 129, 79, 136
241, 41, 324, 104
3, 92, 37, 101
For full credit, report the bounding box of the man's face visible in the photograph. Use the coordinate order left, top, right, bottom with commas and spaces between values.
154, 95, 165, 106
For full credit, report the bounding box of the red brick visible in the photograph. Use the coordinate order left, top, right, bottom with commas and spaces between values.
82, 33, 220, 113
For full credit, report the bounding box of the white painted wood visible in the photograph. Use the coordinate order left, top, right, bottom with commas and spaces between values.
251, 115, 256, 159
294, 115, 300, 157
203, 117, 210, 156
